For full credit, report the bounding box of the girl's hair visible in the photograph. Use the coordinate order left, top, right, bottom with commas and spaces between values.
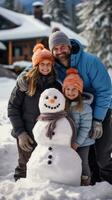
65, 93, 83, 112
73, 93, 83, 112
24, 65, 56, 96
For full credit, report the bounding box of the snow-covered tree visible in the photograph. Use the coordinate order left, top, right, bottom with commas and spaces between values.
71, 4, 80, 32
4, 0, 15, 10
43, 0, 72, 29
76, 0, 112, 69
4, 0, 25, 13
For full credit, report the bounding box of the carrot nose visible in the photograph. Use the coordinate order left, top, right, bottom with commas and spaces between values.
48, 98, 55, 104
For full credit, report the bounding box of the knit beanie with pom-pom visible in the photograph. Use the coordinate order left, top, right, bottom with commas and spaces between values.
32, 43, 54, 67
63, 68, 83, 93
49, 31, 71, 52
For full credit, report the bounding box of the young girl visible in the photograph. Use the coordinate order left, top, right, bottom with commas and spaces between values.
8, 43, 62, 181
62, 68, 95, 186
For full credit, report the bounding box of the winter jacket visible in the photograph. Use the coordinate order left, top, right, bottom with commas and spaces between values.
109, 75, 112, 109
54, 39, 112, 121
70, 92, 95, 147
8, 73, 62, 138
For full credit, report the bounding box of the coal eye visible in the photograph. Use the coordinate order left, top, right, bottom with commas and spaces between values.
45, 96, 49, 99
54, 96, 57, 99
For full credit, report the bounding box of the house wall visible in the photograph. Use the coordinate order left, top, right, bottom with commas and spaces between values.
12, 39, 36, 62
1, 37, 48, 64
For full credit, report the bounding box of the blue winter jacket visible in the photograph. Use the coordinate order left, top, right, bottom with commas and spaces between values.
54, 39, 112, 121
71, 93, 95, 147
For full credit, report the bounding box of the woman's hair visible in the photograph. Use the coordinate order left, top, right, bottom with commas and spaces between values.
24, 66, 56, 96
24, 67, 39, 96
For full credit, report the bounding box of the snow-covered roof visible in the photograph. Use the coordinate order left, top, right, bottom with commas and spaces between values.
0, 7, 88, 46
32, 1, 44, 7
43, 14, 52, 19
0, 41, 6, 50
0, 7, 51, 41
51, 21, 88, 46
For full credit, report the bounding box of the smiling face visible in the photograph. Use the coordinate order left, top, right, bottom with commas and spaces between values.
52, 44, 71, 62
38, 59, 53, 75
39, 88, 65, 113
64, 85, 79, 100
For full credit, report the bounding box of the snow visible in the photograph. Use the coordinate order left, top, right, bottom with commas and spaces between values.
76, 1, 112, 69
12, 61, 32, 69
108, 68, 112, 80
0, 7, 88, 46
32, 1, 44, 7
0, 7, 51, 40
0, 70, 112, 199
0, 41, 6, 50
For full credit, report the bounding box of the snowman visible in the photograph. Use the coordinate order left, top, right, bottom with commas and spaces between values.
27, 88, 82, 186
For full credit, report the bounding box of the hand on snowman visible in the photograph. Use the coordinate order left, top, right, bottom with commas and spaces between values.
18, 132, 34, 152
71, 143, 80, 151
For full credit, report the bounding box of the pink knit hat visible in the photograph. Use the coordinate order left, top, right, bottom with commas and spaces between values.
63, 68, 83, 93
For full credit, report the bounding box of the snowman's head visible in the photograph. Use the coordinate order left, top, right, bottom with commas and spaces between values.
39, 88, 65, 113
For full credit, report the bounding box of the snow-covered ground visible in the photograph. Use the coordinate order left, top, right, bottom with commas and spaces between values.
0, 75, 112, 200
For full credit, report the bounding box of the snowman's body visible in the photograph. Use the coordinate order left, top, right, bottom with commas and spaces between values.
27, 88, 82, 186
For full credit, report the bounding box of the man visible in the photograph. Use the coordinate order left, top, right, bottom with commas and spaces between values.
48, 30, 112, 184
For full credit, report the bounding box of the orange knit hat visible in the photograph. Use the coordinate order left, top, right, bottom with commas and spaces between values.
63, 68, 83, 93
32, 43, 54, 67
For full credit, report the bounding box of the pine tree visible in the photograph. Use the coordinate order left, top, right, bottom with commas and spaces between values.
43, 0, 72, 29
4, 0, 25, 13
4, 0, 15, 10
71, 4, 80, 32
76, 0, 112, 69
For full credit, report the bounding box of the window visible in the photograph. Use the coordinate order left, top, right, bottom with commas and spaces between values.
13, 46, 23, 57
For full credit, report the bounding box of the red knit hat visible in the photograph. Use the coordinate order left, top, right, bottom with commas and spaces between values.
32, 43, 54, 67
63, 68, 83, 93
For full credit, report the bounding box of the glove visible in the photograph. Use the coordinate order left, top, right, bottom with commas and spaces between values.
18, 132, 34, 152
90, 120, 103, 139
71, 143, 80, 151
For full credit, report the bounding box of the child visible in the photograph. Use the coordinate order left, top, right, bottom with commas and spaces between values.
62, 68, 95, 186
8, 43, 62, 181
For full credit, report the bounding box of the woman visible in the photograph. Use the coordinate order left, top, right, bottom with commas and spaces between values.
8, 43, 62, 181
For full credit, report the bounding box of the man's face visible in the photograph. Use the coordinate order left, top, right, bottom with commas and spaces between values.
52, 44, 71, 61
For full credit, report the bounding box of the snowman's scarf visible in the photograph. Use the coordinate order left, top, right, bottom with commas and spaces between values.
38, 111, 76, 144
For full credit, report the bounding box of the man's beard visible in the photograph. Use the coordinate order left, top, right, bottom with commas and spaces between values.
56, 52, 70, 62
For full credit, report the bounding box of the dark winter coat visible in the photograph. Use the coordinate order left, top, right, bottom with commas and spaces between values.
8, 74, 62, 138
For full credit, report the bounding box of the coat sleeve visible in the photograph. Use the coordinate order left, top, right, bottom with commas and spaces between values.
16, 71, 28, 92
87, 55, 111, 121
74, 104, 92, 146
8, 85, 26, 138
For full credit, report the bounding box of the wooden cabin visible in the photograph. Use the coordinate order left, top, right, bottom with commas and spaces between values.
0, 6, 50, 65
0, 5, 88, 65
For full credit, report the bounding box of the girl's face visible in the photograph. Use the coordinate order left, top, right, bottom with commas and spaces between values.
38, 59, 53, 75
64, 85, 79, 100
